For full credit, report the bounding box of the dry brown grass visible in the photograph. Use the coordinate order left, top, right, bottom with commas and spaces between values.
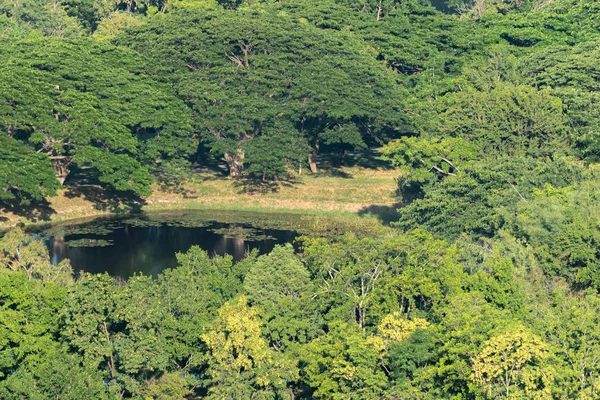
148, 166, 398, 212
0, 165, 400, 231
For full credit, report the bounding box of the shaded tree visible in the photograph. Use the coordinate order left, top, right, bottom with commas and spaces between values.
244, 244, 321, 348
117, 7, 402, 177
0, 136, 60, 205
0, 38, 193, 196
201, 295, 298, 399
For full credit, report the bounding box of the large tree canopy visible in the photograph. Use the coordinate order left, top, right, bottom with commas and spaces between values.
0, 0, 85, 38
0, 135, 60, 204
6, 0, 600, 398
0, 38, 193, 196
116, 7, 404, 176
520, 39, 600, 160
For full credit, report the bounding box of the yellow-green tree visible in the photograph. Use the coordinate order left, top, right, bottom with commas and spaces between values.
201, 295, 298, 399
0, 228, 72, 285
299, 322, 388, 400
139, 372, 192, 400
368, 312, 429, 356
471, 327, 555, 399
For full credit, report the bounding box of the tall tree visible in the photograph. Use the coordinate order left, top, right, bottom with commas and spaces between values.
0, 135, 60, 205
0, 38, 193, 196
201, 295, 298, 399
244, 244, 320, 348
299, 321, 388, 399
471, 326, 556, 399
117, 6, 402, 176
0, 0, 84, 38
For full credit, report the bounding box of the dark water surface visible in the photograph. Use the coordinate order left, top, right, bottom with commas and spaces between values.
40, 212, 298, 278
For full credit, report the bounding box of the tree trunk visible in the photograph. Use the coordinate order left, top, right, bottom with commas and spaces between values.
308, 154, 317, 174
309, 144, 319, 173
335, 149, 345, 167
224, 150, 245, 177
101, 321, 116, 379
51, 156, 71, 185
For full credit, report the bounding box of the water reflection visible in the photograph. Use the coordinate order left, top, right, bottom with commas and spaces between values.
50, 236, 67, 266
43, 216, 297, 278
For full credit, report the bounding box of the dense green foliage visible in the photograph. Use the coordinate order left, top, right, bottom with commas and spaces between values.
0, 38, 193, 198
5, 0, 600, 398
3, 225, 600, 398
116, 7, 403, 177
0, 135, 60, 203
4, 0, 600, 189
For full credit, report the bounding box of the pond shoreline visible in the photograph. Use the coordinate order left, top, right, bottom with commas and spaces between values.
2, 199, 393, 237
1, 166, 399, 234
41, 213, 303, 278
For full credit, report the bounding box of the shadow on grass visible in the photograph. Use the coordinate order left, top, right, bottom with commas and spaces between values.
315, 150, 394, 178
344, 150, 394, 170
195, 170, 230, 184
64, 185, 146, 213
64, 184, 146, 214
358, 203, 401, 225
61, 168, 146, 214
317, 165, 354, 179
192, 162, 230, 179
233, 177, 302, 194
154, 173, 199, 199
0, 198, 57, 223
157, 183, 199, 199
344, 150, 395, 170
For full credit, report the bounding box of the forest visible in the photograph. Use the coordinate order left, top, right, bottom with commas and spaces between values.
3, 0, 600, 398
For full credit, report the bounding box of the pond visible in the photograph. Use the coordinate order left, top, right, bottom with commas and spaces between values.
39, 211, 299, 278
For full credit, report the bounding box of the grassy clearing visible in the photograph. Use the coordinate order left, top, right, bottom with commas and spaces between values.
148, 166, 398, 212
0, 160, 400, 232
